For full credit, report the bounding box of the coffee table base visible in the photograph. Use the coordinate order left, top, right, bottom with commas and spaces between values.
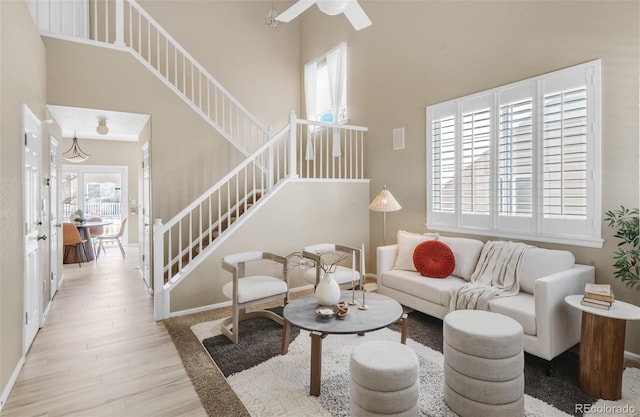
282, 313, 409, 397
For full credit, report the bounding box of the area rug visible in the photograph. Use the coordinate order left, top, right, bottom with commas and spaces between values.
190, 310, 639, 417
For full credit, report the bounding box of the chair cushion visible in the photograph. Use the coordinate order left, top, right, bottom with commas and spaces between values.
413, 240, 455, 278
488, 293, 536, 336
381, 269, 466, 306
222, 275, 287, 304
439, 236, 484, 281
392, 230, 439, 271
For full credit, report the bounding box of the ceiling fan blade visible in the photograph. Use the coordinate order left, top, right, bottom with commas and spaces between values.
343, 1, 372, 31
276, 0, 316, 22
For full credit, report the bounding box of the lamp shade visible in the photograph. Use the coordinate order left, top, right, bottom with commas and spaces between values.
369, 186, 401, 212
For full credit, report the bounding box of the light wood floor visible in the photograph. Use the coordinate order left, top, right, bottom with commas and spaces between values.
1, 247, 206, 417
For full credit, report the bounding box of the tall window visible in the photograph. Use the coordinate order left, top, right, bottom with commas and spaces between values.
304, 43, 348, 124
426, 60, 602, 247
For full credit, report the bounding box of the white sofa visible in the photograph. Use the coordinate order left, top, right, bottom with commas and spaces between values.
376, 235, 595, 361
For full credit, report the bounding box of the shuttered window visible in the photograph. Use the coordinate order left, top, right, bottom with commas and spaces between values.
431, 116, 456, 213
462, 108, 491, 214
499, 98, 533, 216
543, 87, 588, 217
426, 60, 602, 248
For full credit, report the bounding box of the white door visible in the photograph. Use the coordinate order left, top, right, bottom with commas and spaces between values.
23, 105, 43, 352
141, 143, 151, 289
49, 137, 60, 298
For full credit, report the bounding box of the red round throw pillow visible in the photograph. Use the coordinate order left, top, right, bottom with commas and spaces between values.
413, 240, 455, 278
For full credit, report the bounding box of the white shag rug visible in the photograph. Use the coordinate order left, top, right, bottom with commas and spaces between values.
194, 319, 638, 417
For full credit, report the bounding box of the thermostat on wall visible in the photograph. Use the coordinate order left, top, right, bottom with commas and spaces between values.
393, 127, 405, 150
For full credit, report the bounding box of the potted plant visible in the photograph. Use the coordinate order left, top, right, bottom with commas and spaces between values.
604, 206, 639, 291
72, 209, 86, 223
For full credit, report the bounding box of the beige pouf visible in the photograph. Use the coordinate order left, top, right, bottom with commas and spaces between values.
443, 310, 525, 417
350, 340, 420, 417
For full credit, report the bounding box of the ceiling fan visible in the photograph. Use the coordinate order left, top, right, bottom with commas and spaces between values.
276, 0, 372, 31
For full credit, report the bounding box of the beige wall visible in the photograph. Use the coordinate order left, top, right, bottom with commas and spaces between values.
170, 180, 370, 312
0, 0, 47, 400
137, 0, 301, 130
60, 137, 143, 243
299, 1, 640, 354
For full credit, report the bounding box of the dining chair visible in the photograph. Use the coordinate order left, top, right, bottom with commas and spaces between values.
220, 251, 288, 344
62, 222, 88, 267
302, 243, 361, 289
97, 218, 127, 258
86, 216, 104, 258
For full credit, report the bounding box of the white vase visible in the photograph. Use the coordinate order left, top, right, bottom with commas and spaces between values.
315, 272, 341, 306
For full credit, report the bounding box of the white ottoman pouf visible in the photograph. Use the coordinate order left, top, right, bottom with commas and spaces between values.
350, 340, 420, 417
443, 310, 524, 417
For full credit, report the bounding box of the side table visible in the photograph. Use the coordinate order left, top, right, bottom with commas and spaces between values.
565, 294, 640, 400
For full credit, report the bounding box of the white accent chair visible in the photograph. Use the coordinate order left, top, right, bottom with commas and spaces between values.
97, 217, 127, 258
302, 243, 361, 288
220, 251, 288, 344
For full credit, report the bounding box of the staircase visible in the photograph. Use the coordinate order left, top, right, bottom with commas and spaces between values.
30, 0, 368, 320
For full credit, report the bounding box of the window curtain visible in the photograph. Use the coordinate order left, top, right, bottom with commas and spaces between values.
326, 44, 347, 157
303, 62, 317, 160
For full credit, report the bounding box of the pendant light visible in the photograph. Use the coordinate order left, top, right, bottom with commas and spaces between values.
63, 132, 90, 163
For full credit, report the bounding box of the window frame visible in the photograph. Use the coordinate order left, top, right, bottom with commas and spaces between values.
304, 42, 348, 125
426, 60, 602, 248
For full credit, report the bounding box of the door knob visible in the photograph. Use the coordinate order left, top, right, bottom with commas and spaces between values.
37, 235, 47, 241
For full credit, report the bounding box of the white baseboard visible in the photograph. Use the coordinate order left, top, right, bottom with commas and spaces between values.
168, 300, 232, 318
167, 285, 315, 319
625, 350, 640, 363
0, 355, 25, 413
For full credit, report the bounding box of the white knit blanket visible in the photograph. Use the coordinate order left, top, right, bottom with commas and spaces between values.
449, 241, 531, 311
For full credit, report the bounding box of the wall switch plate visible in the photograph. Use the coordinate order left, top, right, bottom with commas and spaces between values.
393, 127, 405, 150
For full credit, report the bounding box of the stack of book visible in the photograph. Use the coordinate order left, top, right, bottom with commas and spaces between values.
581, 283, 615, 310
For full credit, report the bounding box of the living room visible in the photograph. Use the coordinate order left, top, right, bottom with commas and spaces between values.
1, 0, 638, 415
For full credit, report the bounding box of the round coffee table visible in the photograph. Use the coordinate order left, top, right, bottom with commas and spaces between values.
282, 291, 407, 396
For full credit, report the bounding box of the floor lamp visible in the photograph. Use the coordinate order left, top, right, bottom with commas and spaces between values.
369, 185, 401, 245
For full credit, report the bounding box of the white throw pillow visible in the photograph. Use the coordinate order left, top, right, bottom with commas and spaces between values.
392, 230, 439, 271
439, 236, 484, 281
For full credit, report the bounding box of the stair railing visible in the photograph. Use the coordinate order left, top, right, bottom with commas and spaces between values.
153, 112, 368, 319
33, 0, 270, 155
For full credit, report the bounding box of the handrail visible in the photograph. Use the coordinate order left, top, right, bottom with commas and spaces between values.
124, 0, 269, 137
160, 124, 290, 232
153, 116, 368, 319
32, 0, 271, 155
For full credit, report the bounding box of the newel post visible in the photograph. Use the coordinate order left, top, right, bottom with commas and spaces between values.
288, 110, 299, 178
153, 219, 166, 320
114, 0, 125, 46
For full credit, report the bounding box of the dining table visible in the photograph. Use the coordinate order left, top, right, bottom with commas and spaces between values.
63, 220, 113, 264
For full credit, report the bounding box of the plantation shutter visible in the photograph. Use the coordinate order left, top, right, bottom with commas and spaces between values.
431, 116, 456, 213
496, 84, 535, 233
540, 64, 596, 239
428, 101, 458, 228
543, 87, 588, 217
426, 60, 601, 247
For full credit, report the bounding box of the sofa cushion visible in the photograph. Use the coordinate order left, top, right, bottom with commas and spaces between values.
488, 293, 536, 336
392, 230, 439, 271
381, 269, 467, 306
413, 240, 455, 278
439, 236, 484, 281
517, 248, 575, 294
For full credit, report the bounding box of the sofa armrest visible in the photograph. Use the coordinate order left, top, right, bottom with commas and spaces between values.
376, 244, 398, 278
533, 264, 595, 360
